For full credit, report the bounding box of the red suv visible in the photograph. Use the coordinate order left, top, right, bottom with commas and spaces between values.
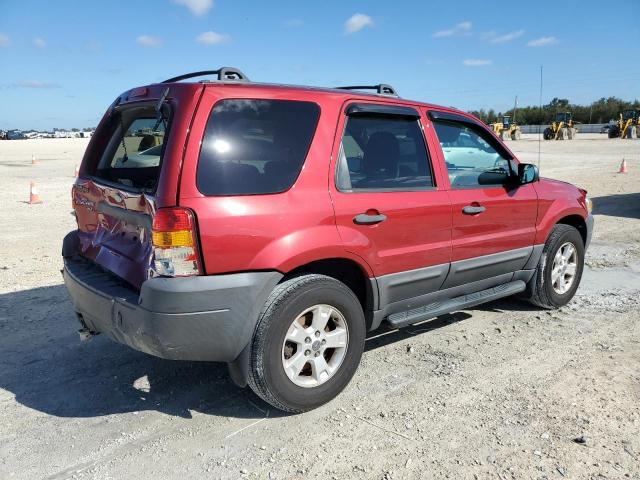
63, 67, 593, 412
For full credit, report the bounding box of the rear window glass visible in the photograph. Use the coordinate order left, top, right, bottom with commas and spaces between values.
94, 105, 167, 191
196, 99, 320, 196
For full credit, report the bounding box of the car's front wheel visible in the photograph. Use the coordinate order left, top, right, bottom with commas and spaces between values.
525, 224, 585, 309
247, 274, 366, 413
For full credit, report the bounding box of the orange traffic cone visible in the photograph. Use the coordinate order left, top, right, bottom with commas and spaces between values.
29, 181, 43, 204
618, 158, 627, 174
31, 154, 37, 165
74, 164, 79, 177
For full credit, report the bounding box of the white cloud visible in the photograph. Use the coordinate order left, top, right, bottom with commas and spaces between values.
33, 37, 47, 48
527, 36, 558, 47
433, 21, 472, 38
196, 31, 230, 45
463, 59, 492, 67
486, 29, 524, 44
173, 0, 213, 16
344, 13, 374, 34
13, 80, 60, 89
136, 35, 162, 47
0, 33, 9, 47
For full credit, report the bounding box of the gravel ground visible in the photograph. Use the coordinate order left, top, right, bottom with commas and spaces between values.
1, 135, 639, 480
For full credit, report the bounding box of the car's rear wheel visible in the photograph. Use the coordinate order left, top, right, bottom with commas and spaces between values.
525, 224, 585, 309
247, 274, 365, 413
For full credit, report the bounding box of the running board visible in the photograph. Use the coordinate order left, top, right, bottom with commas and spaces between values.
387, 280, 526, 329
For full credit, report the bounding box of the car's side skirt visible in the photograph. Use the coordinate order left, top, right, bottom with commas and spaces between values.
369, 245, 544, 330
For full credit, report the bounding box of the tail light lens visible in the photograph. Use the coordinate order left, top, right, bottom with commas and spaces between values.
151, 207, 202, 277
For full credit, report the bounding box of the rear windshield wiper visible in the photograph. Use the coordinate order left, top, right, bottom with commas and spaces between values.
152, 87, 170, 132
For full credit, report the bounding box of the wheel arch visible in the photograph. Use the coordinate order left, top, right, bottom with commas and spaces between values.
282, 257, 376, 331
556, 214, 587, 246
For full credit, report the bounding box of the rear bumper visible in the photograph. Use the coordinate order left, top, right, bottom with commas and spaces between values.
63, 255, 282, 362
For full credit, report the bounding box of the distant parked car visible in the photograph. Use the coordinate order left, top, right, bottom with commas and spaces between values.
0, 130, 7, 140
600, 124, 613, 134
6, 130, 26, 140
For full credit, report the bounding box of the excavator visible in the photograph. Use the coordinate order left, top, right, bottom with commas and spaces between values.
543, 112, 578, 140
608, 110, 639, 139
490, 115, 522, 140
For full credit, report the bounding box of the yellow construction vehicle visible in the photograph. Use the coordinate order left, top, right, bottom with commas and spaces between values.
543, 112, 578, 140
608, 110, 639, 139
490, 115, 522, 140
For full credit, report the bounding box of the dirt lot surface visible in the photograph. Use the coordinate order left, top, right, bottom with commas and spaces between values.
1, 135, 639, 480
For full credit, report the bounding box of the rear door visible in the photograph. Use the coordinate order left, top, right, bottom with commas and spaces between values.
330, 102, 452, 311
428, 110, 538, 288
73, 102, 171, 289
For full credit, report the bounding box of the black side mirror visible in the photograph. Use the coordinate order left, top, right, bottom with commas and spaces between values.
518, 163, 539, 185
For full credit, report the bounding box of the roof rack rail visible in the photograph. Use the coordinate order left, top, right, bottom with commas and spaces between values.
162, 67, 249, 83
336, 84, 399, 97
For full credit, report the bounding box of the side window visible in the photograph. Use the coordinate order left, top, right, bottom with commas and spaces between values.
197, 99, 320, 196
433, 120, 514, 188
336, 114, 434, 191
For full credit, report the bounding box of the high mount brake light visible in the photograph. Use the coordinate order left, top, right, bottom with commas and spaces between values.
151, 208, 202, 277
129, 87, 149, 98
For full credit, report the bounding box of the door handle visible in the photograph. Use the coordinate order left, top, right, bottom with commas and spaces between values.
462, 205, 486, 215
353, 213, 387, 225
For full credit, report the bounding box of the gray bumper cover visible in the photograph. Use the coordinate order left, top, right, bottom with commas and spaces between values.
585, 213, 594, 249
63, 255, 282, 362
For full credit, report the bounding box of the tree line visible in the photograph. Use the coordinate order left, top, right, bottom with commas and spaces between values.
468, 97, 640, 125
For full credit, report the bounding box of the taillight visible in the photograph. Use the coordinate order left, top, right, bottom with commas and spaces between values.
151, 207, 202, 277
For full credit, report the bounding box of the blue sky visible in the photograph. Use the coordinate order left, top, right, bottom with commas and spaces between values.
1, 0, 638, 130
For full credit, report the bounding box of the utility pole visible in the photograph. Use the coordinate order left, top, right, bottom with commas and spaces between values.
513, 95, 518, 123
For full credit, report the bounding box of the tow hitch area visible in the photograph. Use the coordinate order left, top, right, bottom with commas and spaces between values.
76, 312, 98, 341
78, 327, 97, 342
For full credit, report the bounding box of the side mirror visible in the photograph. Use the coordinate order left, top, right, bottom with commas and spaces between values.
518, 163, 539, 185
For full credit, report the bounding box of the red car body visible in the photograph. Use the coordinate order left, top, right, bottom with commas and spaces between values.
64, 74, 592, 387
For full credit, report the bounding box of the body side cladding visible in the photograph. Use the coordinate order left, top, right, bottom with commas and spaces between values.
368, 245, 544, 331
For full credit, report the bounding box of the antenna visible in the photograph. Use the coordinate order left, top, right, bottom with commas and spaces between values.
538, 66, 543, 170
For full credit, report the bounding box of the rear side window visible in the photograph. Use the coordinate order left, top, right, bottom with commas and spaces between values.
93, 106, 168, 191
197, 99, 320, 196
336, 114, 434, 191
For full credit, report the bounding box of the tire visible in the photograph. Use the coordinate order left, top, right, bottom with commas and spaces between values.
525, 224, 585, 309
543, 128, 553, 140
627, 126, 637, 139
608, 126, 620, 138
247, 274, 366, 413
559, 127, 568, 140
511, 130, 521, 141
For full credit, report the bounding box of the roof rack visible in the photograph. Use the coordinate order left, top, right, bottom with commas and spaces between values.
162, 67, 249, 83
336, 84, 399, 97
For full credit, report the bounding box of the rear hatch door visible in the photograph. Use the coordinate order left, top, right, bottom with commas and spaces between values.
72, 93, 180, 289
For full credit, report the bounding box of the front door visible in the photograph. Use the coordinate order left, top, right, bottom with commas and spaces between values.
429, 111, 538, 288
330, 102, 452, 310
